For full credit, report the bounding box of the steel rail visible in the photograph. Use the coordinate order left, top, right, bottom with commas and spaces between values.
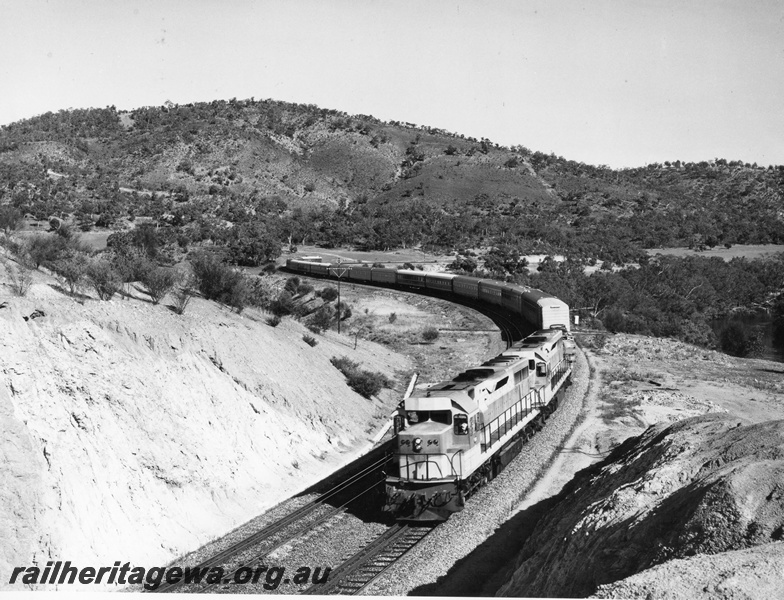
152, 453, 389, 593
301, 524, 434, 595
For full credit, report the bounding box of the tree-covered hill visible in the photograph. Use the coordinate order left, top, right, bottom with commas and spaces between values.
1, 98, 783, 264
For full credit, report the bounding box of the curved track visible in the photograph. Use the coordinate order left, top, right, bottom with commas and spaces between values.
285, 270, 531, 347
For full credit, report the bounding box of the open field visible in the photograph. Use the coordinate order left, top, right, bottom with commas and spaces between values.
646, 244, 784, 260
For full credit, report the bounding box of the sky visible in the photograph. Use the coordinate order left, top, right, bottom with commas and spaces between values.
1, 0, 782, 168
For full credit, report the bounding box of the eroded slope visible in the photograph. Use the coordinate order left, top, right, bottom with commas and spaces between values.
498, 414, 784, 597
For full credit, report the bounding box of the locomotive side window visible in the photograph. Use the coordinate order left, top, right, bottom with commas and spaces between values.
393, 415, 405, 434
454, 413, 469, 435
513, 367, 528, 384
536, 362, 548, 377
494, 376, 509, 391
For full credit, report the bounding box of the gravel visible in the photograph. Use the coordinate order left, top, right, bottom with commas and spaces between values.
362, 344, 592, 595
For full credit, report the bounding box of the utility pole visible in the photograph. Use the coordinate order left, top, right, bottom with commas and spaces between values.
333, 257, 349, 335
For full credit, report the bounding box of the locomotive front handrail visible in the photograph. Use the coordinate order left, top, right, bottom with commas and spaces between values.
393, 451, 463, 481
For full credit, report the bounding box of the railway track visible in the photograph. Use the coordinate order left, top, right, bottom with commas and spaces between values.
153, 453, 389, 593
288, 271, 529, 347
302, 523, 434, 595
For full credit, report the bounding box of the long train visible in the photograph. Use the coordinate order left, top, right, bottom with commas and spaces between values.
285, 257, 574, 521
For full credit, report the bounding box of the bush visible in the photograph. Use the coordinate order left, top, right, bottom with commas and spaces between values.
601, 308, 626, 333
719, 321, 760, 357
7, 261, 33, 296
284, 276, 301, 295
308, 305, 335, 332
172, 281, 196, 315
110, 248, 151, 285
190, 251, 248, 310
422, 326, 440, 342
338, 301, 352, 320
52, 253, 89, 296
303, 334, 318, 347
321, 286, 338, 302
330, 356, 391, 399
0, 206, 23, 235
266, 315, 281, 327
86, 258, 121, 301
388, 312, 397, 324
297, 282, 314, 296
261, 262, 278, 275
26, 234, 69, 268
141, 267, 178, 305
224, 276, 250, 313
270, 291, 296, 316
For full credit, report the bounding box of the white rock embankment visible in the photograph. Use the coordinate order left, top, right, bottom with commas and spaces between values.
0, 275, 410, 589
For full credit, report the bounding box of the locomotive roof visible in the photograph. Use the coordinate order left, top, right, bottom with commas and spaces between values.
406, 388, 477, 413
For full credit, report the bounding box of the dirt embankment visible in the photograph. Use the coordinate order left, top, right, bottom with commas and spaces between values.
498, 413, 784, 598
0, 266, 420, 588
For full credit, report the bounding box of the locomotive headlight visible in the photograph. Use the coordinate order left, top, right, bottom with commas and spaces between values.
413, 437, 423, 453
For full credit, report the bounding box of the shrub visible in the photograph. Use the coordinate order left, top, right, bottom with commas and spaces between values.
422, 326, 440, 342
297, 282, 314, 296
26, 234, 69, 268
270, 291, 295, 316
330, 356, 360, 374
225, 276, 250, 313
110, 248, 152, 284
303, 334, 318, 347
0, 206, 23, 236
7, 262, 33, 296
190, 251, 247, 310
330, 356, 391, 399
308, 305, 335, 332
388, 312, 397, 324
338, 301, 352, 320
320, 286, 338, 302
266, 315, 281, 327
86, 258, 121, 301
52, 252, 89, 296
141, 267, 178, 305
402, 262, 415, 270
601, 308, 626, 333
719, 321, 760, 357
172, 281, 196, 315
261, 262, 278, 275
284, 276, 301, 295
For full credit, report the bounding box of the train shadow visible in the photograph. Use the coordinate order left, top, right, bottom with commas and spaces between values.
407, 493, 562, 596
294, 438, 396, 525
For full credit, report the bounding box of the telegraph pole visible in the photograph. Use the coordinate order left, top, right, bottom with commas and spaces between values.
333, 257, 349, 335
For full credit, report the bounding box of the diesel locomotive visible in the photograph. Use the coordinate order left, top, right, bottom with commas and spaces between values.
284, 257, 574, 520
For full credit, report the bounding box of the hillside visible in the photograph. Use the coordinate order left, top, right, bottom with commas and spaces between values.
1, 99, 783, 265
498, 413, 784, 598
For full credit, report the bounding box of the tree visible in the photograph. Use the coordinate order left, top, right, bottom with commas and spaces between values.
141, 267, 178, 304
0, 206, 23, 236
86, 257, 121, 300
52, 252, 88, 295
